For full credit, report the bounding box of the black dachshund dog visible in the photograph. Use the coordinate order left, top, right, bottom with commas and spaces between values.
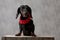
16, 5, 36, 36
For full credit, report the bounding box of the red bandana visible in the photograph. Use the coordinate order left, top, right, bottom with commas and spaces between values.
19, 16, 31, 24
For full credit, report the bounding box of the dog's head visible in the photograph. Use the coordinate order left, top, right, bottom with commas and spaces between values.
17, 5, 32, 17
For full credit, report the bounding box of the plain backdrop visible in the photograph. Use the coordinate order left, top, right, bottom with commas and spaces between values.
0, 0, 60, 40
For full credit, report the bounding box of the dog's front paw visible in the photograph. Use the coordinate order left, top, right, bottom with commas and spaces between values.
31, 32, 36, 37
15, 33, 21, 36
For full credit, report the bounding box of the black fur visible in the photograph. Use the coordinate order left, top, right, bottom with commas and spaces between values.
16, 5, 36, 36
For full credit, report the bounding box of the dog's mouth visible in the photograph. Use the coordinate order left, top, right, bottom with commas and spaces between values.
21, 12, 28, 17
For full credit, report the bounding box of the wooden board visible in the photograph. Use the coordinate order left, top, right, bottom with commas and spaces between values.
2, 35, 54, 40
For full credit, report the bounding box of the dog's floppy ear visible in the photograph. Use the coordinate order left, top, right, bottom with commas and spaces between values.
16, 7, 21, 19
28, 6, 33, 18
17, 7, 21, 14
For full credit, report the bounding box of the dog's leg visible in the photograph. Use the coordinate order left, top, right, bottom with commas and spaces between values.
22, 24, 31, 36
31, 24, 36, 37
15, 24, 23, 36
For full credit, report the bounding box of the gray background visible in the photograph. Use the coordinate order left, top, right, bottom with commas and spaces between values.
0, 0, 60, 40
